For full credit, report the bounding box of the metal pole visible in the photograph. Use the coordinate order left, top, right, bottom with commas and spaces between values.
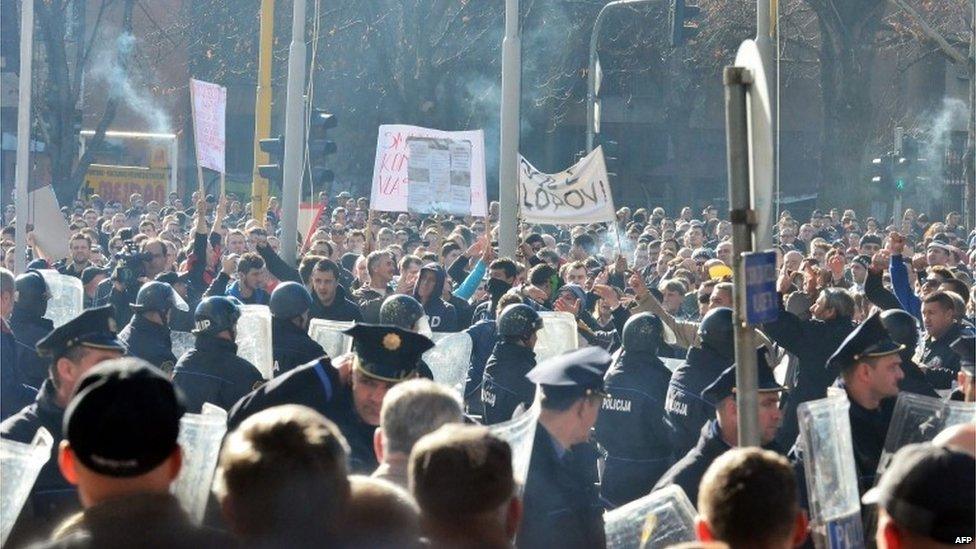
251, 0, 275, 223
498, 0, 521, 259
14, 0, 34, 274
280, 0, 307, 266
587, 0, 650, 154
756, 0, 777, 218
724, 66, 760, 447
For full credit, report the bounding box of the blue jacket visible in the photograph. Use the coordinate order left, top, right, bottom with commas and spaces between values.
889, 254, 921, 320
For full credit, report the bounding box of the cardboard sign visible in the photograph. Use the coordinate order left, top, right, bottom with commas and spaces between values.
190, 79, 227, 174
518, 147, 615, 225
370, 124, 487, 216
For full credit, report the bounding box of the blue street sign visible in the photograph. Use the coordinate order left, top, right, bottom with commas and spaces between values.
743, 251, 778, 325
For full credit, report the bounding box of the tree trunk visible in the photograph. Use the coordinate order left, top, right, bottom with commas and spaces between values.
808, 0, 886, 211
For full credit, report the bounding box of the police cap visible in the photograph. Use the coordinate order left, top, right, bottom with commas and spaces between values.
36, 306, 127, 359
827, 311, 903, 373
701, 349, 784, 405
344, 323, 434, 383
950, 335, 974, 376
526, 347, 612, 400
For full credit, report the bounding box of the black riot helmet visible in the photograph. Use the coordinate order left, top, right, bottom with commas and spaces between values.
497, 303, 543, 341
270, 281, 313, 320
699, 307, 734, 360
880, 309, 919, 353
130, 281, 188, 316
193, 296, 241, 337
14, 270, 50, 318
622, 312, 665, 355
380, 294, 426, 331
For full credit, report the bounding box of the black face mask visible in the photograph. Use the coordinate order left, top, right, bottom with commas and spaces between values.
487, 278, 513, 302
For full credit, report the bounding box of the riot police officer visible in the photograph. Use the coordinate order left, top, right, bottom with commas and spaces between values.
482, 304, 543, 425
171, 296, 264, 413
880, 309, 938, 398
665, 307, 735, 458
228, 324, 434, 473
118, 281, 185, 373
10, 270, 53, 389
594, 313, 674, 506
379, 294, 435, 380
270, 281, 326, 376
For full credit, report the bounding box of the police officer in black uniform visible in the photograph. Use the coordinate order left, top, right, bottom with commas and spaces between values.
171, 296, 264, 413
482, 303, 543, 425
118, 281, 185, 373
270, 281, 326, 376
379, 294, 435, 380
879, 309, 938, 398
519, 347, 611, 549
654, 351, 786, 507
949, 335, 974, 402
10, 270, 54, 389
0, 306, 125, 546
664, 307, 735, 458
594, 312, 674, 507
228, 324, 434, 473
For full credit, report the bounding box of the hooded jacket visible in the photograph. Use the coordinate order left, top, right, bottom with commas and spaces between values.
413, 263, 456, 332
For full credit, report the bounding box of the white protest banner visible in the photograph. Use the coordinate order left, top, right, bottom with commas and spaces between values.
190, 79, 226, 174
370, 124, 487, 216
518, 146, 615, 225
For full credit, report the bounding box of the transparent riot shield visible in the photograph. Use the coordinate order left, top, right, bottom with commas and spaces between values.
170, 331, 195, 363
877, 392, 976, 478
0, 427, 54, 546
488, 400, 540, 489
423, 332, 472, 396
604, 484, 697, 549
38, 270, 83, 328
534, 312, 579, 363
308, 319, 354, 360
172, 403, 227, 524
236, 305, 273, 379
797, 395, 864, 549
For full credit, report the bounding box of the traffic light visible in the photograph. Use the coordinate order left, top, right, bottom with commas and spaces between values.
669, 0, 701, 47
308, 109, 337, 187
258, 135, 284, 183
870, 152, 894, 189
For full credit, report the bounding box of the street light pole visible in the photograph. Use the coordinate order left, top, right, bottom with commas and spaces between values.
280, 0, 307, 266
587, 0, 652, 153
498, 0, 521, 259
14, 0, 34, 274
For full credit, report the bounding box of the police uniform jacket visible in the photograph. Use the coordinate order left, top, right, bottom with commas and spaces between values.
36, 493, 233, 549
118, 315, 177, 372
482, 340, 537, 425
898, 356, 939, 399
228, 357, 379, 473
920, 323, 965, 390
518, 425, 606, 549
652, 420, 732, 508
2, 320, 36, 420
272, 317, 326, 376
595, 351, 674, 506
664, 345, 731, 458
0, 380, 79, 545
10, 307, 55, 389
171, 334, 264, 413
848, 393, 894, 494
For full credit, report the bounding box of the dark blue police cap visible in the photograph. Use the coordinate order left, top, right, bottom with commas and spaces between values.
701, 348, 785, 405
526, 347, 612, 399
36, 306, 126, 359
950, 335, 974, 376
344, 323, 435, 383
827, 311, 904, 372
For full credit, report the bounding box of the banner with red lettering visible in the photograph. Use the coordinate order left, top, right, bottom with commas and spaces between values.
190, 79, 226, 174
370, 124, 487, 216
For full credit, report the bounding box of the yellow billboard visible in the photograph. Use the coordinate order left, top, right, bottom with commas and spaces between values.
82, 164, 170, 204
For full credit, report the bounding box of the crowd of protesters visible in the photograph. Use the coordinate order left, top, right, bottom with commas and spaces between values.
0, 188, 973, 548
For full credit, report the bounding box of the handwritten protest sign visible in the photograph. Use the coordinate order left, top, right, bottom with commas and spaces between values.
518, 146, 615, 225
370, 125, 487, 216
190, 79, 226, 174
